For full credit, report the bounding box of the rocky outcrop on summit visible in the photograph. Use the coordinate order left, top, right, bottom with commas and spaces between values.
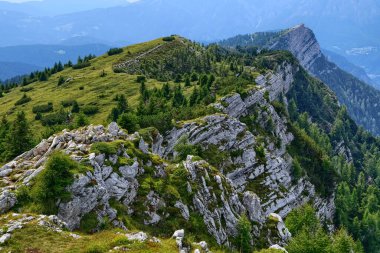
268, 24, 322, 70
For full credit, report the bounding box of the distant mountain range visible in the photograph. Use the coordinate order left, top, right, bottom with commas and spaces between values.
0, 44, 111, 81
323, 49, 378, 89
0, 61, 40, 81
0, 0, 378, 87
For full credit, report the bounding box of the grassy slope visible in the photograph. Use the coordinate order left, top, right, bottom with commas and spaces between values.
2, 224, 178, 252
0, 37, 195, 131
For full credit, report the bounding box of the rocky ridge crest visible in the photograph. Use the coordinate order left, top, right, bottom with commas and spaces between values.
0, 61, 334, 250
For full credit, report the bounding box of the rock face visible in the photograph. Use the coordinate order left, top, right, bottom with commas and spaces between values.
221, 24, 380, 136
0, 60, 335, 249
268, 25, 322, 71
272, 25, 380, 135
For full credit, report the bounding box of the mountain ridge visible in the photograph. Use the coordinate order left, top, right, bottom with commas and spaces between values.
0, 34, 378, 252
220, 25, 380, 136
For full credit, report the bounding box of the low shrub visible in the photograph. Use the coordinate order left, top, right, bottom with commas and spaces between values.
80, 211, 99, 234
15, 94, 31, 106
30, 152, 77, 214
20, 87, 33, 92
90, 142, 120, 155
107, 48, 123, 56
41, 111, 68, 126
163, 36, 175, 42
82, 105, 99, 115
32, 103, 53, 114
72, 62, 91, 69
61, 100, 76, 107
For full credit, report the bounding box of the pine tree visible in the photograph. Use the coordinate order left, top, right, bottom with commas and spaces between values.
75, 113, 88, 127
39, 71, 48, 81
57, 61, 64, 72
185, 76, 191, 87
189, 87, 199, 106
5, 111, 33, 160
236, 214, 252, 253
71, 101, 80, 113
0, 116, 10, 161
162, 83, 171, 100
172, 85, 186, 108
117, 95, 129, 114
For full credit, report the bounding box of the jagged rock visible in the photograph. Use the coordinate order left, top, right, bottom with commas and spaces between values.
172, 229, 185, 238
119, 162, 139, 178
139, 138, 150, 154
243, 191, 264, 223
194, 241, 209, 252
69, 233, 81, 239
144, 191, 163, 225
175, 201, 190, 221
269, 213, 291, 243
150, 237, 161, 243
0, 169, 12, 177
0, 190, 17, 214
173, 229, 189, 253
125, 232, 148, 242
0, 233, 11, 244
270, 244, 288, 252
108, 122, 120, 136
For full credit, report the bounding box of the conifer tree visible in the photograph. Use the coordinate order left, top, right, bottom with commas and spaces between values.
5, 111, 33, 160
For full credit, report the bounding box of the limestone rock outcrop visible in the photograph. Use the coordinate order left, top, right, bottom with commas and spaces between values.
0, 60, 335, 249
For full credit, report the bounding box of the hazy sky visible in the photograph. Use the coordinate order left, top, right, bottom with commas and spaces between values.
0, 0, 140, 2
0, 0, 39, 2
0, 0, 140, 3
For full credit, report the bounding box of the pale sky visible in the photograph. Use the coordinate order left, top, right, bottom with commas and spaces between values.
0, 0, 140, 2
0, 0, 41, 2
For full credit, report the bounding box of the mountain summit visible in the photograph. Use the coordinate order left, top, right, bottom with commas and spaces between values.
221, 25, 380, 136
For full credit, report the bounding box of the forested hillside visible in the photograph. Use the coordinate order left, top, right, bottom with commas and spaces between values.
0, 36, 379, 252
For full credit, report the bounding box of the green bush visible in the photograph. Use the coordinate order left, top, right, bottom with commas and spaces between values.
90, 142, 120, 155
72, 62, 91, 69
32, 103, 53, 114
235, 214, 252, 253
82, 105, 99, 115
57, 76, 65, 86
15, 94, 31, 106
30, 152, 76, 214
41, 111, 68, 126
71, 101, 80, 113
75, 113, 89, 127
292, 158, 304, 180
107, 48, 123, 56
136, 75, 146, 83
163, 36, 175, 42
80, 211, 99, 234
84, 244, 107, 253
20, 87, 33, 92
117, 113, 139, 133
255, 145, 267, 165
61, 100, 76, 107
174, 135, 200, 161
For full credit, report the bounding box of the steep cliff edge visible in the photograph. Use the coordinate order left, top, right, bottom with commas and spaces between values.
220, 24, 380, 136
